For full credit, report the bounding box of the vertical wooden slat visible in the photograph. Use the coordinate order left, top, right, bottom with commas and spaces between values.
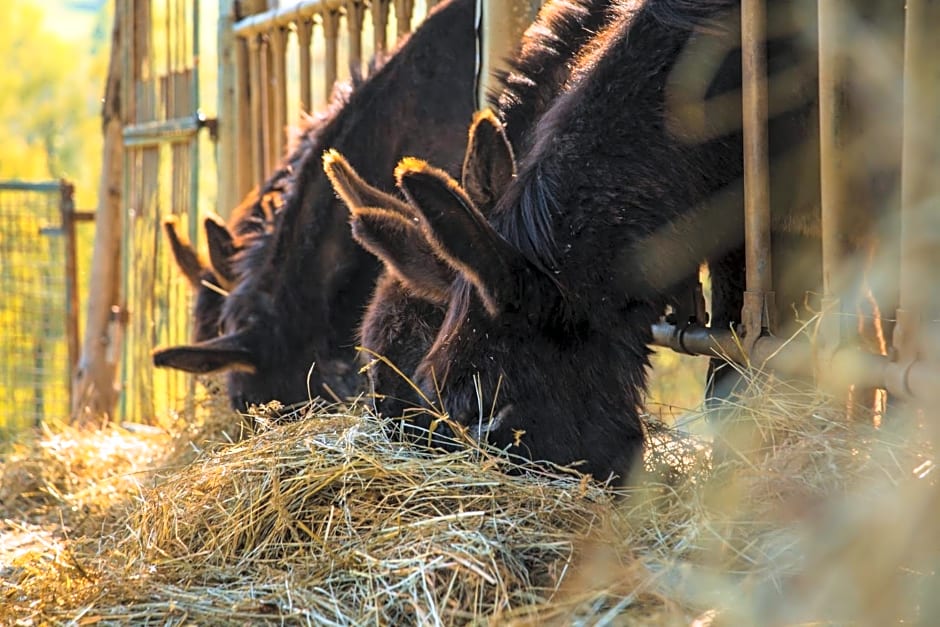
323, 10, 340, 102
247, 34, 264, 185
219, 0, 243, 216
372, 0, 390, 54
297, 18, 314, 113
262, 36, 276, 174
233, 37, 253, 206
347, 1, 365, 75
61, 181, 78, 413
270, 26, 289, 163
740, 0, 774, 351
394, 0, 414, 39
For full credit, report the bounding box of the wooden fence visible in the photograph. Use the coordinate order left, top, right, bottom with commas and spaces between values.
114, 0, 940, 422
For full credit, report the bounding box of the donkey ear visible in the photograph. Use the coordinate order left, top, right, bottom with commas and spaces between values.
461, 109, 516, 212
396, 158, 529, 317
325, 149, 455, 303
152, 331, 257, 374
350, 207, 454, 304
323, 149, 415, 219
163, 215, 206, 288
204, 214, 238, 288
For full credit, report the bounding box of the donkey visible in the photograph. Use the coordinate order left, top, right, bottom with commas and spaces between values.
161, 100, 354, 344
325, 0, 616, 429
162, 193, 274, 343
152, 0, 478, 411
326, 0, 839, 481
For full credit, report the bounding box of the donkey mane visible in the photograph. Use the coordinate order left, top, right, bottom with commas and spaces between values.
491, 0, 737, 282
224, 0, 475, 337
490, 0, 613, 153
230, 57, 385, 283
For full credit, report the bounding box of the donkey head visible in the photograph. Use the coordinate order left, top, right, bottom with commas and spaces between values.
392, 157, 647, 481
162, 213, 243, 343
324, 110, 518, 431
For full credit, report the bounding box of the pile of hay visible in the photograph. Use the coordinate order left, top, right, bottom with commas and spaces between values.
0, 375, 936, 625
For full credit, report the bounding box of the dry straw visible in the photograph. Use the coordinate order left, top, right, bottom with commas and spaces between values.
0, 369, 936, 625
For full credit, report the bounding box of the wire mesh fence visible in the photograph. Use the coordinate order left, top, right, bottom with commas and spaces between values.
0, 181, 76, 439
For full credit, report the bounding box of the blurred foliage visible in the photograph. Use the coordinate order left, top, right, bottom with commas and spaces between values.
0, 1, 109, 437
0, 0, 110, 209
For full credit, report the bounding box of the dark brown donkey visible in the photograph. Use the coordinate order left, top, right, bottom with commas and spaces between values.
153, 0, 477, 411
326, 0, 616, 438
326, 0, 846, 481
161, 98, 356, 344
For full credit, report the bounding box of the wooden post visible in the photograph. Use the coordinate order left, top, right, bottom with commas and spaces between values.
60, 181, 79, 414
72, 0, 128, 422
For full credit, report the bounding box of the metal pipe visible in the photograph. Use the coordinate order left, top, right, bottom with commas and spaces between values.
895, 0, 940, 364
740, 0, 774, 347
817, 0, 849, 356
0, 181, 64, 193
650, 322, 940, 403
